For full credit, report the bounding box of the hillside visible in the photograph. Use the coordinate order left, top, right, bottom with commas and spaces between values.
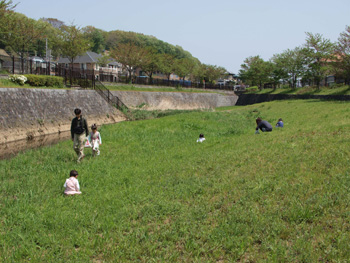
1, 100, 350, 261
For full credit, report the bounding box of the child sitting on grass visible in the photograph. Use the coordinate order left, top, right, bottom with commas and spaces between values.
275, 118, 284, 128
88, 124, 102, 156
197, 133, 206, 143
64, 170, 81, 195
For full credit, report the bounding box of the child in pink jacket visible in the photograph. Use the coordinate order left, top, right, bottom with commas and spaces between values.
64, 170, 81, 195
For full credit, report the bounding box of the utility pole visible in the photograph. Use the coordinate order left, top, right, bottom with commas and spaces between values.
45, 38, 48, 61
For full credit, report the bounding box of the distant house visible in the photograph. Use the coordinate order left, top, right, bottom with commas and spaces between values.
0, 49, 10, 71
57, 51, 123, 78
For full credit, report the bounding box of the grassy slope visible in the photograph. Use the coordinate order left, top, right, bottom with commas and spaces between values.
0, 79, 216, 93
246, 85, 350, 95
1, 100, 350, 262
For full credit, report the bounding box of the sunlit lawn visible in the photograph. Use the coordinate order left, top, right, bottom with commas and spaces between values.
2, 100, 350, 262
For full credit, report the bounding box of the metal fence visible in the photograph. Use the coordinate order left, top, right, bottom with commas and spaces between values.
0, 55, 54, 75
53, 67, 96, 89
119, 76, 243, 91
0, 55, 243, 91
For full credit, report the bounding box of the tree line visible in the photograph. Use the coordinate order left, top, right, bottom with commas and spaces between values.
0, 0, 227, 84
239, 28, 350, 90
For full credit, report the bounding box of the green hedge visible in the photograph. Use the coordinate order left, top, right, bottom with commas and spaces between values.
24, 75, 64, 88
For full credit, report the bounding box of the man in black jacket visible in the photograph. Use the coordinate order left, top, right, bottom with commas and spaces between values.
71, 108, 89, 162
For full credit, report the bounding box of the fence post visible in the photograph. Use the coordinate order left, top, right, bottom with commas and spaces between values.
12, 56, 15, 74
92, 69, 95, 89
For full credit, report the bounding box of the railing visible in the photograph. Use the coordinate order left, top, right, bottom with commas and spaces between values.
0, 55, 244, 91
94, 80, 128, 111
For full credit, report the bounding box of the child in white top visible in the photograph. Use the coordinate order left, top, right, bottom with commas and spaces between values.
88, 124, 102, 156
197, 133, 206, 143
64, 170, 81, 195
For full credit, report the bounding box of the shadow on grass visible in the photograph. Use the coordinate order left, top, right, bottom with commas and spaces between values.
329, 86, 350, 95
278, 89, 297, 94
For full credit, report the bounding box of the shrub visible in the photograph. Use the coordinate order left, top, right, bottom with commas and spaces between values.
245, 86, 258, 93
8, 74, 27, 85
24, 75, 64, 88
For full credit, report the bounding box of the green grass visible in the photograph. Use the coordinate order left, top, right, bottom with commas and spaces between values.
245, 85, 350, 95
2, 99, 350, 262
0, 79, 219, 94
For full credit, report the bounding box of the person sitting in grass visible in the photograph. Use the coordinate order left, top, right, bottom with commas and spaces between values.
88, 124, 102, 156
64, 170, 81, 195
197, 133, 206, 143
255, 117, 272, 134
275, 118, 284, 128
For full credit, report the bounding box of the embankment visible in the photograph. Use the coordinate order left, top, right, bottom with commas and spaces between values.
0, 88, 125, 144
0, 88, 238, 143
112, 91, 238, 110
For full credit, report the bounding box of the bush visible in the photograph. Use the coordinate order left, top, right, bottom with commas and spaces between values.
8, 74, 27, 85
25, 75, 64, 88
245, 86, 258, 93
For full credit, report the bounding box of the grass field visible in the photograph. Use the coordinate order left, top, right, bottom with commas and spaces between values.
2, 99, 350, 262
245, 85, 350, 96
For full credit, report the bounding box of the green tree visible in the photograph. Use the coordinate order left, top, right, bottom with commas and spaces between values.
191, 62, 206, 85
0, 13, 48, 72
239, 56, 272, 89
158, 53, 176, 81
201, 64, 226, 84
304, 32, 335, 90
334, 25, 350, 85
0, 0, 16, 24
110, 43, 148, 82
268, 62, 287, 90
174, 58, 197, 81
97, 54, 110, 67
272, 47, 307, 89
56, 24, 91, 69
82, 26, 106, 53
40, 17, 65, 29
139, 48, 160, 81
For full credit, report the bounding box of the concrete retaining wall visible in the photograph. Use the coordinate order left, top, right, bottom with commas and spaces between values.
0, 88, 238, 143
112, 91, 238, 110
0, 88, 125, 143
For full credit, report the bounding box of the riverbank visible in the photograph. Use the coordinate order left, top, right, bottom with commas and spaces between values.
0, 88, 125, 144
0, 88, 238, 143
2, 100, 350, 262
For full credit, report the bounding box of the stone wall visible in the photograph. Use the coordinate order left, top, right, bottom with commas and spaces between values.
0, 88, 125, 143
112, 91, 238, 110
0, 88, 238, 143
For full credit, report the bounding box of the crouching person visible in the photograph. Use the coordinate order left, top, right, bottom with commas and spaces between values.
64, 170, 82, 195
255, 117, 272, 134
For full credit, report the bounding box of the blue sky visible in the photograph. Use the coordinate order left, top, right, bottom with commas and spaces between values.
15, 0, 350, 73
